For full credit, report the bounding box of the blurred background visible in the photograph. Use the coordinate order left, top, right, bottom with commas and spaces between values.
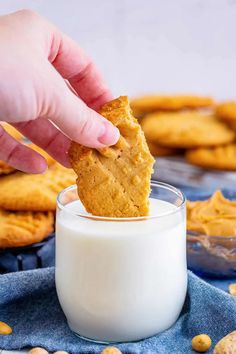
1, 0, 236, 99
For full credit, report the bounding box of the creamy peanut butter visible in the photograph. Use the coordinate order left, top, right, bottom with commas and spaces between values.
187, 191, 236, 236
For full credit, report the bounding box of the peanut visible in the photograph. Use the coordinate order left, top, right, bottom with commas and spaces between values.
101, 347, 122, 354
192, 334, 212, 352
214, 331, 236, 354
0, 321, 12, 335
28, 348, 49, 354
228, 283, 236, 296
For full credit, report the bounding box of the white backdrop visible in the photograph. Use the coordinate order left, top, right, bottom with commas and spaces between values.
0, 0, 236, 100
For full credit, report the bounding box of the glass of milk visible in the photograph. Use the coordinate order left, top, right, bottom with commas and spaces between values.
56, 181, 186, 343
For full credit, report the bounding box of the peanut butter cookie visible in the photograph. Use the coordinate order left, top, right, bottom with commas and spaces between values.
131, 95, 214, 116
0, 161, 15, 175
147, 140, 179, 157
216, 101, 236, 123
69, 96, 155, 217
186, 144, 236, 170
0, 164, 76, 211
141, 112, 234, 148
0, 209, 54, 248
214, 331, 236, 354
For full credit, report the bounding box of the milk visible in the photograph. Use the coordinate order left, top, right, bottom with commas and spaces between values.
56, 198, 187, 343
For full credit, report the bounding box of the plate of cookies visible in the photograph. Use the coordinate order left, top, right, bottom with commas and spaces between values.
130, 95, 236, 190
0, 123, 76, 273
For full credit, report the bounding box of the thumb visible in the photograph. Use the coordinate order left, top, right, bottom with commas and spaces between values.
46, 72, 120, 149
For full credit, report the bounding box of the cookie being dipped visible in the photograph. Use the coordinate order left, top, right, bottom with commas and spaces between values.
69, 96, 155, 218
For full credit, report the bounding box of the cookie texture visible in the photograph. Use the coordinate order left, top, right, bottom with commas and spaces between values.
186, 144, 236, 170
130, 95, 214, 116
214, 331, 236, 354
69, 96, 155, 217
0, 164, 76, 211
216, 101, 236, 123
0, 210, 54, 248
141, 112, 234, 148
147, 140, 179, 157
0, 161, 15, 175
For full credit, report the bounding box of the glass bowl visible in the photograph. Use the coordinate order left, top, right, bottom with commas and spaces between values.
187, 232, 236, 278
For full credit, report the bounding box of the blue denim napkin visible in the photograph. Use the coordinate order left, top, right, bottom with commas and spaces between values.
0, 267, 235, 354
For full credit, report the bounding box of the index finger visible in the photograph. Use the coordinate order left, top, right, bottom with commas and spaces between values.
50, 32, 113, 111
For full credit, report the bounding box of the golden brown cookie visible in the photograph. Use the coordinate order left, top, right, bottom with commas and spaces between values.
0, 164, 76, 211
141, 112, 234, 148
0, 161, 15, 175
0, 209, 54, 248
1, 122, 23, 140
69, 96, 155, 217
214, 331, 236, 354
130, 95, 214, 116
186, 144, 236, 170
216, 101, 236, 123
147, 140, 179, 157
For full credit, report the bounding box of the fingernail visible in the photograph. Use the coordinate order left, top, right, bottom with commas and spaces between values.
98, 121, 120, 146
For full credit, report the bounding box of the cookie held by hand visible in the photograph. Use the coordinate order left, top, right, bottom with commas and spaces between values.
69, 96, 155, 217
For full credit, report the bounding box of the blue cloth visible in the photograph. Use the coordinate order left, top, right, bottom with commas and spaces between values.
0, 268, 236, 354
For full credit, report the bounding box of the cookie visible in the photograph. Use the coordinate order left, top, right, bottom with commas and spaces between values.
130, 95, 214, 116
1, 122, 23, 141
0, 210, 54, 248
186, 144, 236, 170
147, 140, 179, 157
141, 112, 235, 148
214, 331, 236, 354
0, 164, 76, 211
69, 96, 155, 217
216, 101, 236, 123
0, 161, 15, 175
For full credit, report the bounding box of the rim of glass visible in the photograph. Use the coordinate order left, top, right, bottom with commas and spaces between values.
57, 180, 186, 221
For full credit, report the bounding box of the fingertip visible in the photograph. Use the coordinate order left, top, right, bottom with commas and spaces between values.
27, 156, 48, 174
98, 121, 120, 146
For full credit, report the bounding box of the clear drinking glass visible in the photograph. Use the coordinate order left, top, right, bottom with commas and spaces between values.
56, 181, 187, 343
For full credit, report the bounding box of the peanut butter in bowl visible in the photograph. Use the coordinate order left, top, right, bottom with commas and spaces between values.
187, 190, 236, 237
187, 190, 236, 278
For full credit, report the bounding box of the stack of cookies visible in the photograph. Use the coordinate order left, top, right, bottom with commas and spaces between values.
131, 95, 236, 171
0, 124, 76, 249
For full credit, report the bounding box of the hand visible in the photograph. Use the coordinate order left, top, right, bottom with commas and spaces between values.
0, 10, 119, 173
